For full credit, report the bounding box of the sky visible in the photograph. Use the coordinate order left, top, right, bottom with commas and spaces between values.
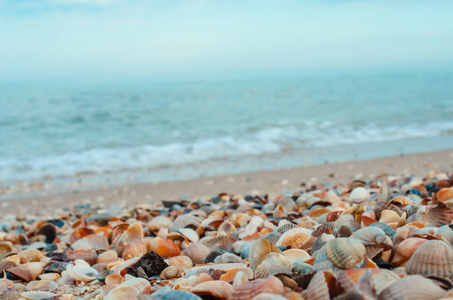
1, 0, 453, 81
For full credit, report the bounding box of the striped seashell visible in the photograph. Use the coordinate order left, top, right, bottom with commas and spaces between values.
166, 255, 193, 269
338, 268, 400, 296
378, 275, 446, 300
230, 276, 285, 300
282, 249, 310, 265
369, 222, 396, 240
306, 270, 343, 300
249, 238, 281, 270
214, 252, 243, 264
378, 182, 390, 202
313, 246, 341, 275
21, 291, 58, 300
97, 250, 118, 264
148, 237, 181, 258
219, 267, 254, 282
192, 280, 233, 300
262, 232, 281, 245
292, 261, 315, 274
122, 239, 147, 260
255, 253, 292, 279
201, 234, 235, 251
160, 266, 181, 279
310, 233, 335, 255
325, 238, 366, 269
148, 216, 172, 232
277, 222, 298, 234
182, 243, 210, 265
276, 231, 312, 249
435, 225, 453, 245
170, 214, 203, 231
416, 203, 453, 227
178, 228, 199, 243
312, 222, 335, 237
405, 240, 453, 280
105, 286, 139, 300
119, 277, 151, 294
84, 234, 109, 250
0, 288, 19, 300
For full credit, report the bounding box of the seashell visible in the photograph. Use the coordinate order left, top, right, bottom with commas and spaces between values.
379, 210, 406, 227
391, 237, 427, 267
26, 280, 58, 291
312, 222, 335, 237
389, 195, 414, 206
192, 280, 233, 300
2, 254, 21, 265
232, 270, 249, 289
36, 223, 58, 244
262, 232, 281, 245
166, 255, 193, 269
311, 233, 335, 255
178, 228, 199, 243
185, 263, 247, 278
122, 239, 147, 260
0, 288, 19, 300
230, 276, 285, 300
282, 249, 310, 265
249, 238, 281, 270
0, 241, 13, 258
148, 237, 181, 258
217, 221, 236, 235
120, 277, 151, 294
85, 234, 109, 250
21, 262, 45, 280
67, 249, 97, 265
66, 259, 98, 282
378, 182, 390, 202
201, 235, 235, 251
182, 243, 210, 265
97, 250, 118, 264
70, 239, 93, 251
219, 267, 254, 282
151, 290, 202, 300
105, 273, 124, 285
7, 267, 34, 282
251, 294, 288, 300
19, 249, 43, 263
378, 275, 446, 300
255, 252, 292, 279
349, 187, 370, 203
38, 273, 60, 281
277, 222, 298, 234
69, 227, 95, 244
338, 268, 400, 296
148, 216, 172, 232
369, 222, 396, 240
306, 270, 344, 300
437, 187, 453, 202
160, 266, 181, 279
276, 229, 312, 249
435, 225, 453, 245
405, 240, 453, 280
292, 261, 315, 274
20, 291, 58, 300
171, 214, 203, 231
214, 252, 243, 264
416, 203, 453, 227
325, 238, 366, 269
105, 285, 139, 300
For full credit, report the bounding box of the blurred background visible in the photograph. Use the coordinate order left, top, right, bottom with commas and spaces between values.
1, 0, 453, 195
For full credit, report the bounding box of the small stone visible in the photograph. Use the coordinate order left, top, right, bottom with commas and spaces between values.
125, 251, 168, 278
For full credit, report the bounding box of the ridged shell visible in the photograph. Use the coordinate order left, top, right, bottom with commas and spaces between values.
160, 266, 181, 279
369, 222, 396, 239
417, 203, 453, 227
306, 270, 343, 300
351, 227, 390, 248
97, 250, 118, 264
148, 216, 172, 232
282, 249, 310, 265
312, 222, 335, 237
230, 276, 285, 300
201, 235, 235, 251
166, 256, 193, 269
255, 253, 292, 279
277, 223, 298, 234
178, 228, 199, 243
192, 280, 233, 300
105, 285, 139, 300
85, 234, 109, 250
171, 214, 203, 231
182, 243, 210, 265
276, 230, 312, 249
105, 273, 123, 285
292, 261, 315, 274
214, 252, 243, 264
325, 238, 366, 269
120, 277, 151, 294
249, 238, 281, 270
122, 239, 147, 260
0, 288, 19, 300
219, 267, 254, 282
338, 268, 400, 296
391, 237, 427, 267
262, 232, 282, 245
148, 237, 181, 258
405, 240, 453, 279
377, 275, 446, 300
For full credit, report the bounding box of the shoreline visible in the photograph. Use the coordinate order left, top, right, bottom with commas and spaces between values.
1, 148, 452, 216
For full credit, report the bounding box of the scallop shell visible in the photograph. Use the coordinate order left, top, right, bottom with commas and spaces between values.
148, 237, 181, 258
201, 235, 235, 251
312, 222, 335, 237
214, 252, 243, 264
249, 238, 281, 270
182, 243, 210, 265
230, 276, 285, 300
0, 288, 19, 300
160, 266, 181, 279
178, 228, 200, 243
378, 275, 446, 300
338, 268, 400, 296
277, 222, 298, 234
105, 285, 139, 300
122, 239, 147, 260
391, 237, 427, 267
276, 229, 312, 249
255, 253, 292, 279
192, 280, 233, 300
120, 277, 151, 294
405, 240, 453, 279
417, 203, 453, 227
105, 273, 124, 285
369, 222, 396, 240
20, 291, 58, 300
437, 187, 453, 202
97, 250, 118, 264
219, 267, 254, 282
325, 238, 366, 269
262, 232, 282, 245
282, 249, 310, 265
306, 270, 343, 300
148, 216, 172, 232
292, 261, 315, 274
66, 259, 98, 282
166, 255, 193, 269
170, 214, 203, 231
85, 234, 109, 250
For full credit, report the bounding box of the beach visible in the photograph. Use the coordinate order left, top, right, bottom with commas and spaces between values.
2, 148, 452, 216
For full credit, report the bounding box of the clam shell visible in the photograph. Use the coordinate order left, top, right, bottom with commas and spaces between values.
148, 237, 181, 258
148, 216, 172, 232
349, 187, 370, 203
405, 240, 453, 280
185, 263, 247, 278
67, 249, 97, 264
20, 291, 58, 300
85, 234, 109, 250
219, 267, 254, 282
0, 288, 19, 300
391, 237, 427, 267
192, 280, 233, 300
292, 261, 315, 274
66, 259, 98, 282
325, 238, 366, 269
214, 252, 243, 264
249, 238, 281, 270
338, 268, 400, 296
255, 253, 292, 279
379, 210, 406, 227
378, 275, 446, 300
276, 229, 312, 249
282, 249, 310, 265
26, 280, 57, 291
171, 214, 203, 231
306, 270, 343, 300
97, 250, 118, 264
182, 243, 210, 265
369, 222, 396, 240
105, 273, 124, 285
7, 267, 34, 282
230, 276, 285, 300
178, 228, 199, 243
120, 277, 151, 294
105, 285, 139, 300
417, 203, 453, 227
122, 239, 147, 260
201, 235, 235, 251
262, 232, 282, 245
166, 255, 193, 269
22, 262, 45, 280
351, 227, 389, 247
277, 222, 298, 234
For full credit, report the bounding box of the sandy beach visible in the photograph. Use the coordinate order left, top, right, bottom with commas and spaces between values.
2, 148, 452, 216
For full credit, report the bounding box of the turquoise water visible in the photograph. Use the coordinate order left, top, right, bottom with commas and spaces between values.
1, 72, 453, 187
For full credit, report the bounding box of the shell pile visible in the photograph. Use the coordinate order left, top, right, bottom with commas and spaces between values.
1, 171, 453, 299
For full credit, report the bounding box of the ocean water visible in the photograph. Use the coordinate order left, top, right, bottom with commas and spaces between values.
1, 72, 453, 190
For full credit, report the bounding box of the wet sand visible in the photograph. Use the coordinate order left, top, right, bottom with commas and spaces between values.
1, 148, 453, 216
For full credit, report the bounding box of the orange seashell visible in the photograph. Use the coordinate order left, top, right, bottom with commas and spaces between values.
306, 270, 343, 300
7, 267, 34, 282
361, 215, 377, 227
70, 227, 95, 244
437, 188, 453, 202
105, 273, 123, 285
166, 255, 193, 269
276, 231, 311, 249
249, 238, 281, 270
405, 222, 425, 228
308, 208, 331, 218
67, 249, 97, 265
242, 232, 262, 241
231, 276, 285, 300
95, 225, 112, 237
192, 281, 233, 300
120, 277, 151, 294
97, 250, 118, 264
219, 267, 254, 282
148, 237, 181, 257
122, 240, 147, 260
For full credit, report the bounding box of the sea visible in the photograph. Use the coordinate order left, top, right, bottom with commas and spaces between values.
1, 71, 453, 194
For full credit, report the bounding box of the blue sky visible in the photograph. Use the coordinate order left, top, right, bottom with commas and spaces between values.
1, 0, 453, 81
